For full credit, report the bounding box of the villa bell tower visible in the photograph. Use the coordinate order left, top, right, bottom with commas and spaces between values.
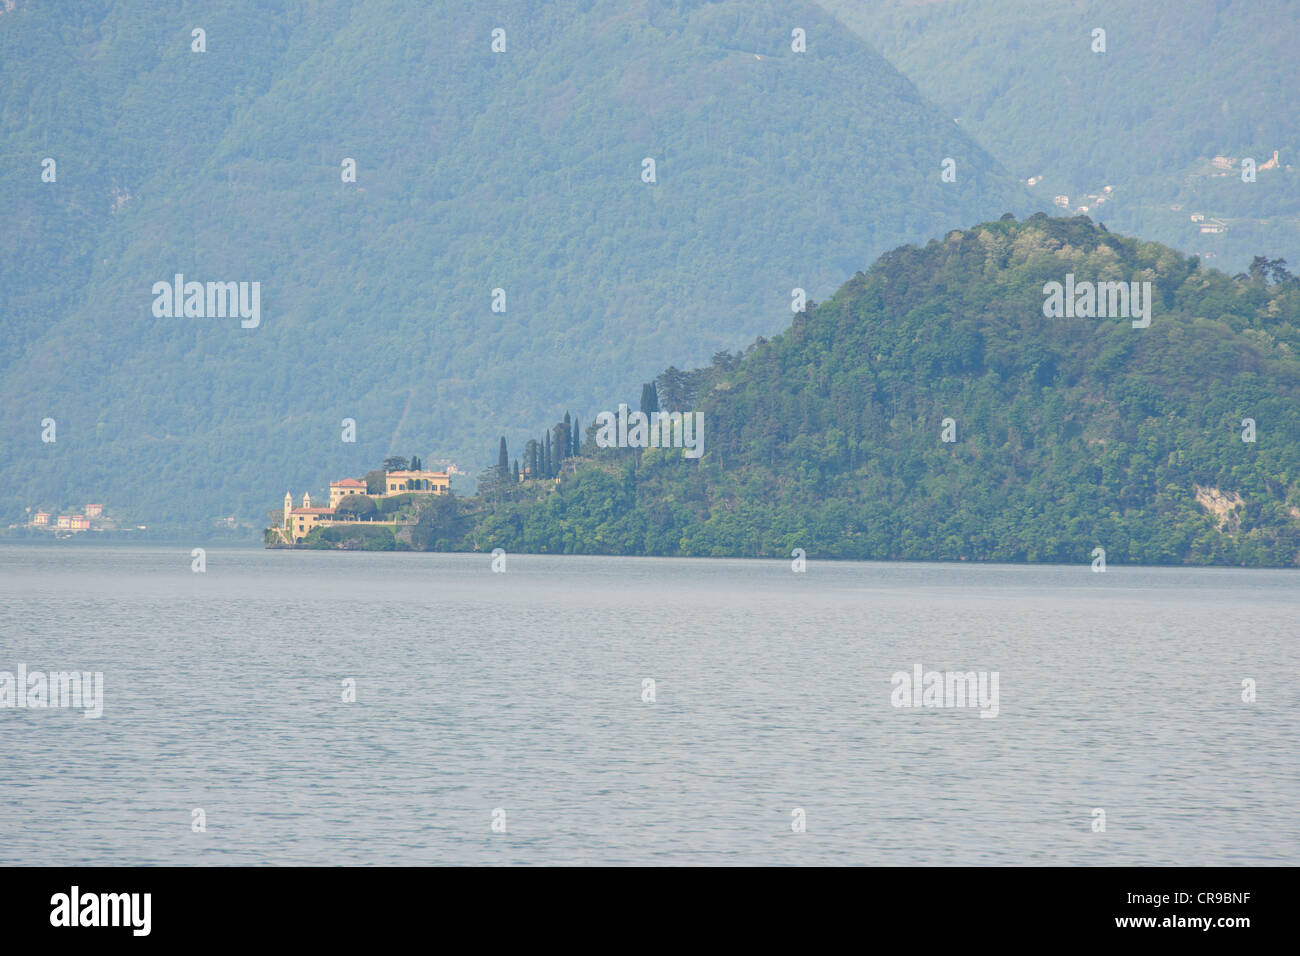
283, 491, 292, 527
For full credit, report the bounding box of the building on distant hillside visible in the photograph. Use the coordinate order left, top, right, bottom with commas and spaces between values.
1190, 213, 1204, 223
383, 469, 450, 495
31, 512, 50, 526
69, 515, 90, 531
329, 478, 368, 508
1200, 218, 1228, 234
1212, 155, 1236, 170
85, 504, 103, 518
1259, 150, 1280, 171
1053, 195, 1069, 208
56, 515, 72, 529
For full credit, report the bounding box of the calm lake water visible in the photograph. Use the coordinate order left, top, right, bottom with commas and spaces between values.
0, 543, 1296, 865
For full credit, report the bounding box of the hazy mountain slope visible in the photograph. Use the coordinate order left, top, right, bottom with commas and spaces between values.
0, 0, 1030, 532
815, 0, 1299, 273
467, 216, 1300, 567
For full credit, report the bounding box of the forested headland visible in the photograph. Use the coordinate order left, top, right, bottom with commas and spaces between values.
309, 215, 1300, 567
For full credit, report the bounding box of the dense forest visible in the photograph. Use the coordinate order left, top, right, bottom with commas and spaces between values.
367, 216, 1300, 566
0, 0, 1028, 533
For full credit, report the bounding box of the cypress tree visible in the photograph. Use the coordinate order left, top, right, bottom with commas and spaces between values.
544, 432, 552, 477
640, 382, 660, 416
497, 436, 509, 477
554, 422, 568, 464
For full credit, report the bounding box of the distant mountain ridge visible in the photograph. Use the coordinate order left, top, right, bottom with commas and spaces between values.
815, 0, 1300, 273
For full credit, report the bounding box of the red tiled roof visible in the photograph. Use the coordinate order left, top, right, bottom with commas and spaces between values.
331, 478, 367, 487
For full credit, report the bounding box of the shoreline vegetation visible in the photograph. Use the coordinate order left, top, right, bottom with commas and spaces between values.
270, 218, 1300, 568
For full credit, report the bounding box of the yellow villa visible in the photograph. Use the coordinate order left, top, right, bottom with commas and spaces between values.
383, 469, 450, 495
274, 468, 451, 543
329, 477, 368, 508
283, 492, 335, 541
